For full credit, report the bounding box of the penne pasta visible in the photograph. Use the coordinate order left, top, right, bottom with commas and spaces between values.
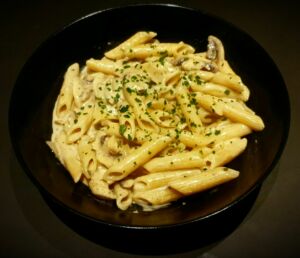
176, 86, 203, 134
114, 183, 132, 210
55, 63, 78, 119
134, 169, 200, 192
89, 168, 116, 200
194, 92, 264, 131
143, 150, 205, 173
179, 123, 251, 148
65, 103, 95, 143
86, 57, 120, 76
104, 136, 172, 182
133, 186, 183, 206
77, 136, 97, 178
169, 167, 239, 196
105, 31, 157, 60
48, 32, 264, 211
203, 137, 247, 168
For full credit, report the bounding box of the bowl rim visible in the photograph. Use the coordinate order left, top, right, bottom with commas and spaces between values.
9, 3, 291, 230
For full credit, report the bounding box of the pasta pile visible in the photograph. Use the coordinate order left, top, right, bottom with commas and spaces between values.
47, 31, 264, 211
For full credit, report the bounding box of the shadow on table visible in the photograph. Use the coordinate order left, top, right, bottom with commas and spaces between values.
41, 185, 260, 255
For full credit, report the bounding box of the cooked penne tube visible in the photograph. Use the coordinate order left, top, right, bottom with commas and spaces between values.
47, 135, 83, 183
176, 86, 203, 134
195, 92, 264, 131
179, 123, 251, 148
191, 81, 246, 101
123, 42, 195, 59
123, 86, 158, 132
89, 169, 115, 200
169, 167, 239, 195
114, 183, 132, 210
143, 150, 205, 173
105, 31, 157, 60
65, 103, 94, 143
86, 58, 120, 76
222, 103, 264, 131
78, 136, 97, 178
203, 137, 247, 168
134, 169, 200, 191
55, 63, 78, 119
191, 70, 250, 100
104, 136, 172, 182
118, 102, 136, 140
133, 186, 183, 206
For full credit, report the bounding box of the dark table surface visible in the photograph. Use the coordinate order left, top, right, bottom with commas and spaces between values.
1, 0, 299, 257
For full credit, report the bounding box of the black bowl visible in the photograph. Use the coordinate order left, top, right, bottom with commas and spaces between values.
9, 3, 289, 236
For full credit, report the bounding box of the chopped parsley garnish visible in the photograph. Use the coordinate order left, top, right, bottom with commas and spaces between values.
215, 130, 221, 135
190, 97, 197, 106
126, 87, 134, 94
119, 105, 129, 113
119, 124, 127, 135
182, 80, 190, 87
113, 93, 120, 103
131, 75, 138, 82
158, 51, 168, 65
195, 75, 202, 85
127, 134, 133, 141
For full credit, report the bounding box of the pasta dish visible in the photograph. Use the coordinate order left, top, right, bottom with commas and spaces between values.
47, 31, 264, 211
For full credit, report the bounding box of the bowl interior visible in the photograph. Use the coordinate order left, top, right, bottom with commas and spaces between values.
9, 4, 290, 227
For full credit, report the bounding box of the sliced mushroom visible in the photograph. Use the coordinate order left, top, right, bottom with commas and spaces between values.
206, 35, 225, 68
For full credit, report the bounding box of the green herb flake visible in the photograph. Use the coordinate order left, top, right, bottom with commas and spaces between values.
224, 89, 230, 95
158, 51, 168, 65
119, 105, 129, 113
215, 130, 221, 135
195, 75, 202, 85
119, 124, 127, 135
131, 75, 137, 82
114, 93, 120, 103
190, 98, 197, 106
126, 87, 134, 94
182, 80, 190, 87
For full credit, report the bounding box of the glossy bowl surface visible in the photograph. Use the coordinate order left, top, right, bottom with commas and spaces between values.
9, 4, 290, 229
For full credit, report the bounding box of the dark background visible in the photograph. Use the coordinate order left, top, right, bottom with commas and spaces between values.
1, 0, 299, 257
